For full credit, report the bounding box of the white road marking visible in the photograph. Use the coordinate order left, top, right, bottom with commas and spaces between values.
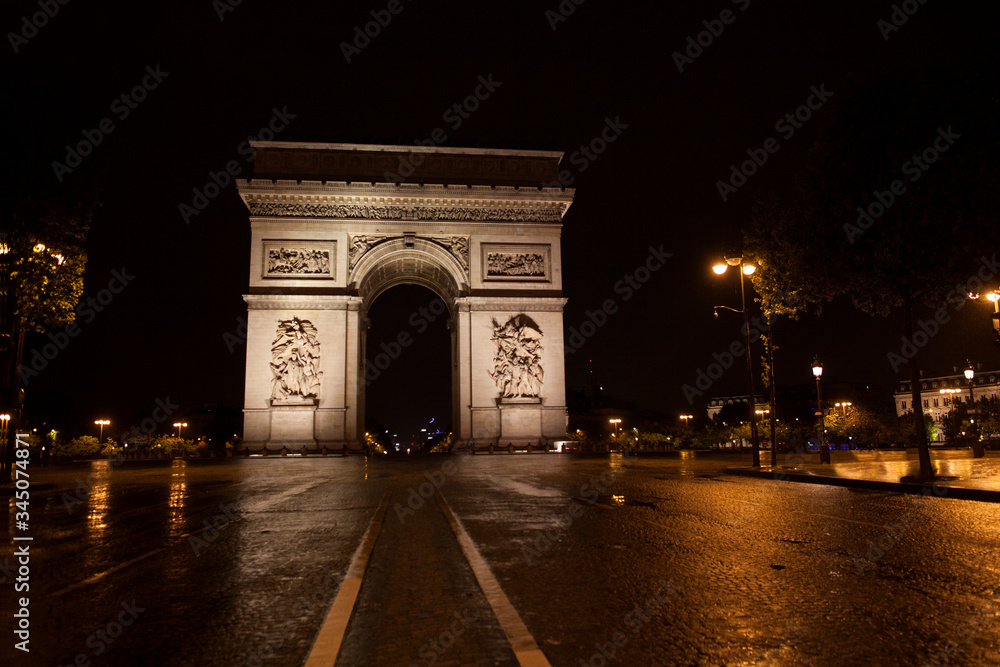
435, 491, 552, 667
53, 481, 327, 597
303, 490, 391, 667
53, 549, 165, 596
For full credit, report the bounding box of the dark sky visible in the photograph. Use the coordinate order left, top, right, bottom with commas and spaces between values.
4, 0, 998, 439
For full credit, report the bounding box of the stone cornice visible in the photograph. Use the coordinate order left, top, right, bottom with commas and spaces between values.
454, 297, 567, 312
237, 180, 573, 222
244, 294, 364, 310
246, 202, 565, 223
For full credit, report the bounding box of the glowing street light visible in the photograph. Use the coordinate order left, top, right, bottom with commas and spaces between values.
94, 419, 110, 443
609, 419, 621, 438
174, 422, 188, 438
679, 414, 693, 424
965, 361, 983, 458
812, 356, 829, 464
712, 253, 761, 466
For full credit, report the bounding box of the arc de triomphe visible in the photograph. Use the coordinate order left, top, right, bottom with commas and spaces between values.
237, 142, 574, 452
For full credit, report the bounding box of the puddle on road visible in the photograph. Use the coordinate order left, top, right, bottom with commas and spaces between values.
599, 495, 657, 509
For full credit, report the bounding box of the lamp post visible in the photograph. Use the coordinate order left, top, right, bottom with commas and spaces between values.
965, 361, 983, 458
812, 356, 829, 464
986, 291, 999, 347
0, 414, 10, 472
608, 419, 622, 452
712, 255, 761, 466
94, 419, 110, 443
174, 422, 188, 438
964, 362, 975, 404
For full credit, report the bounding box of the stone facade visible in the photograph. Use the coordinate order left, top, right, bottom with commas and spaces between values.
238, 142, 574, 452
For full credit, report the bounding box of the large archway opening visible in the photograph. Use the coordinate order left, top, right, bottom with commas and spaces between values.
363, 285, 452, 454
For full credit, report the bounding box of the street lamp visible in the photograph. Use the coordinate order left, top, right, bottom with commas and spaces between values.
174, 422, 188, 438
609, 418, 621, 438
94, 419, 110, 443
964, 361, 983, 458
835, 402, 852, 416
712, 254, 761, 466
679, 415, 693, 424
812, 356, 829, 464
985, 291, 1000, 347
964, 361, 975, 402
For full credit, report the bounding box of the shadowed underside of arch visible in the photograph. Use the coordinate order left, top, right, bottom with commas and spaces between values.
351, 238, 467, 306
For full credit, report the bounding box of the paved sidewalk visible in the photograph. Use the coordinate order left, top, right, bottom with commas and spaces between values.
725, 449, 1000, 501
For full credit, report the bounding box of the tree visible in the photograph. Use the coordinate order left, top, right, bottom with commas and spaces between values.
2, 174, 100, 480
745, 63, 1000, 480
153, 436, 199, 457
63, 435, 113, 459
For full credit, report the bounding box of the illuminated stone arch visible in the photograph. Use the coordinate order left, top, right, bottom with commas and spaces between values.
238, 142, 573, 453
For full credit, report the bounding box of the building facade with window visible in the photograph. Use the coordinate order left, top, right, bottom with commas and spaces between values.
894, 369, 1000, 440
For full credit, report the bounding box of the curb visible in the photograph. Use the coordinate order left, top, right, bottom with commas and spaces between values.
722, 468, 1000, 503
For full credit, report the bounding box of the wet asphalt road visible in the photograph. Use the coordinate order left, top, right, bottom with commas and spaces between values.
2, 452, 999, 666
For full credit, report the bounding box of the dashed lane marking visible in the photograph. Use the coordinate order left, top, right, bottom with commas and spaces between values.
304, 489, 391, 667
52, 481, 327, 597
53, 548, 166, 597
435, 490, 552, 667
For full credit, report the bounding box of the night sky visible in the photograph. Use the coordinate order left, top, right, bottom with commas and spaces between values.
4, 0, 998, 440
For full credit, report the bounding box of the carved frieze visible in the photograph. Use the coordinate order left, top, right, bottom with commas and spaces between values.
270, 318, 322, 401
247, 202, 563, 223
349, 235, 387, 270
263, 241, 335, 278
482, 244, 551, 282
489, 314, 544, 399
348, 234, 470, 276
431, 236, 470, 274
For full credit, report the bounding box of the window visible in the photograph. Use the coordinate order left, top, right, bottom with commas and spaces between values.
901, 401, 907, 410
923, 399, 929, 408
934, 398, 940, 407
